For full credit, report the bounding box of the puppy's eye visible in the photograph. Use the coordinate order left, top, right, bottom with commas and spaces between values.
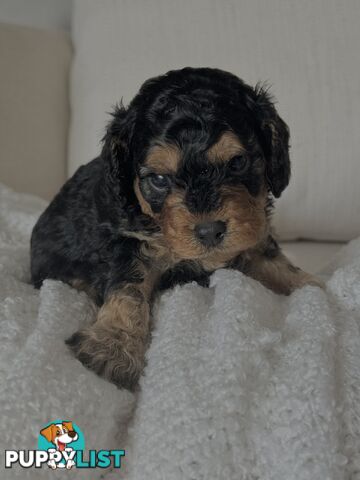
228, 155, 249, 174
148, 174, 170, 191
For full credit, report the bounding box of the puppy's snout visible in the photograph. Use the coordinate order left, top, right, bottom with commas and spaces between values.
195, 220, 226, 247
68, 430, 77, 438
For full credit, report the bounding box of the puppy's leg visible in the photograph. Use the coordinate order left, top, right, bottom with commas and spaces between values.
66, 275, 155, 390
233, 237, 325, 296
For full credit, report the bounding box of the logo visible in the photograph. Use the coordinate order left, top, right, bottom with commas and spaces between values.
5, 420, 125, 471
38, 420, 84, 470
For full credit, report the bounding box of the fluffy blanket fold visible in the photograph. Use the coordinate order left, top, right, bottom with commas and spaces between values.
1, 183, 360, 480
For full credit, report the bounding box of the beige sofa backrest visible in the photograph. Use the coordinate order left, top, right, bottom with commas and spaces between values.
0, 23, 71, 200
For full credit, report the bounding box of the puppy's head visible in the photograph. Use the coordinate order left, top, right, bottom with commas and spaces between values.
102, 67, 290, 260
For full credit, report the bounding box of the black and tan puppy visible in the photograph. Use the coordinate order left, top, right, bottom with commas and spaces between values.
31, 67, 322, 389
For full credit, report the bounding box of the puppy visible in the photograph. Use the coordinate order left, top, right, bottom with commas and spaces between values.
31, 67, 322, 390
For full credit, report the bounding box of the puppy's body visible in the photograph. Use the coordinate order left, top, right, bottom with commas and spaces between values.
32, 158, 140, 303
31, 68, 322, 389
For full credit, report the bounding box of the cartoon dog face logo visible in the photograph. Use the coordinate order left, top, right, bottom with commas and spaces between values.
40, 421, 79, 469
40, 421, 78, 451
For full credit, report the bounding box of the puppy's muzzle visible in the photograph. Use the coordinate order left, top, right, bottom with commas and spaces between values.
195, 220, 226, 247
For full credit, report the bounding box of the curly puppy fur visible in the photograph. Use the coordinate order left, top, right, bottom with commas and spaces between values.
30, 67, 322, 389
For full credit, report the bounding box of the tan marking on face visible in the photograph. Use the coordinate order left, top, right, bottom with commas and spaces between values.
207, 131, 245, 164
158, 185, 268, 266
216, 184, 267, 247
159, 190, 201, 260
134, 177, 155, 217
134, 135, 267, 268
145, 143, 181, 174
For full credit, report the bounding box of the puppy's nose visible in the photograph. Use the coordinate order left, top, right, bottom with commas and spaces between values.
68, 430, 76, 438
195, 221, 226, 247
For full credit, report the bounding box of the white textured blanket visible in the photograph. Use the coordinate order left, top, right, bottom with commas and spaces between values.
1, 183, 360, 480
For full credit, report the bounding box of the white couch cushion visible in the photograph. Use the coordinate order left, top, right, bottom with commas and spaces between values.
69, 0, 360, 241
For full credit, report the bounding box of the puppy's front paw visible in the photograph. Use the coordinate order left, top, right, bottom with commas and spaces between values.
66, 326, 145, 390
293, 271, 326, 292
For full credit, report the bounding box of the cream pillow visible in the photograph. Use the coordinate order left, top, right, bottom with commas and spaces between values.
69, 0, 360, 241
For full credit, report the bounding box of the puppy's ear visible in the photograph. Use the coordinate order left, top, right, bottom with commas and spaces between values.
101, 103, 137, 194
250, 86, 291, 198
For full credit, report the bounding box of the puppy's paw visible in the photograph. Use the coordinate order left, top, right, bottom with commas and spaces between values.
296, 271, 325, 290
286, 270, 326, 294
66, 326, 145, 390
